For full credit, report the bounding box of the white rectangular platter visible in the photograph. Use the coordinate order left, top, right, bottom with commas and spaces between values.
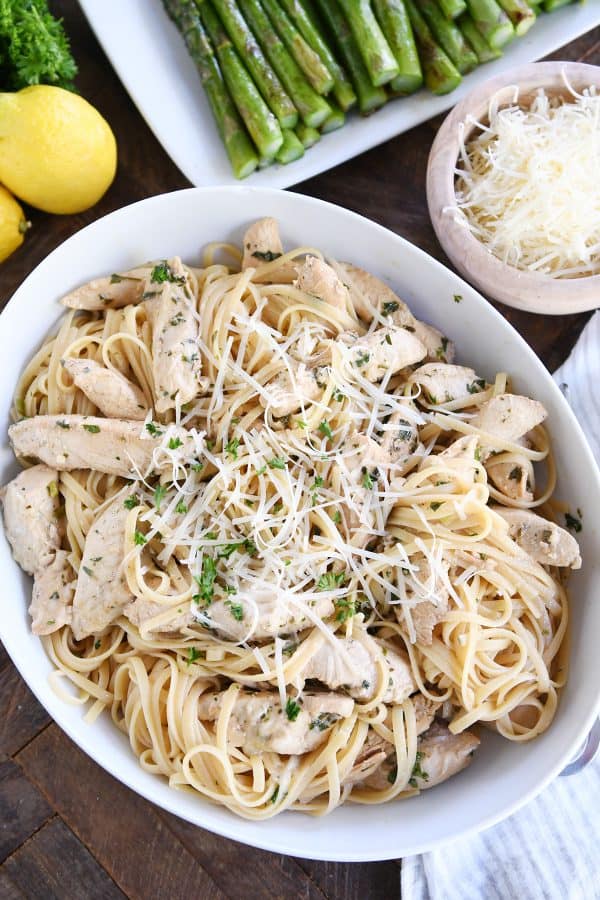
79, 0, 600, 188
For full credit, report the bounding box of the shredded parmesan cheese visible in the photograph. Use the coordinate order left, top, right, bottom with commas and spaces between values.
453, 82, 600, 279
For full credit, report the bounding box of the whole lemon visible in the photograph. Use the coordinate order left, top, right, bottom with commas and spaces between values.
0, 86, 117, 215
0, 184, 29, 262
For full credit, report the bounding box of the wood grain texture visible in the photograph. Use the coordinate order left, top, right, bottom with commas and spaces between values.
0, 1, 597, 896
2, 817, 126, 900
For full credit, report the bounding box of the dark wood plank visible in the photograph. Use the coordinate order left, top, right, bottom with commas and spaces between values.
157, 811, 326, 900
0, 654, 50, 761
17, 725, 227, 900
0, 868, 25, 900
1, 817, 125, 900
0, 759, 52, 862
296, 857, 401, 900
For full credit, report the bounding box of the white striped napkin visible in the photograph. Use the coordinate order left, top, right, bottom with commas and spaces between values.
402, 312, 600, 900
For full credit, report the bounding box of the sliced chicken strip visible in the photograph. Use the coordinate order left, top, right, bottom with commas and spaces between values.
302, 635, 376, 698
336, 262, 414, 325
345, 413, 418, 485
197, 689, 354, 756
295, 257, 350, 313
9, 415, 193, 479
125, 596, 195, 634
440, 435, 479, 460
496, 508, 581, 569
487, 456, 532, 501
194, 588, 335, 641
340, 731, 389, 789
409, 598, 449, 645
0, 464, 61, 575
410, 363, 484, 405
147, 257, 202, 414
413, 693, 441, 735
412, 722, 479, 790
301, 632, 415, 702
242, 217, 284, 269
71, 496, 133, 639
343, 327, 426, 383
380, 641, 418, 703
60, 266, 149, 310
396, 556, 450, 645
30, 550, 74, 635
261, 361, 327, 418
62, 358, 147, 421
412, 321, 455, 364
358, 694, 441, 790
472, 394, 547, 447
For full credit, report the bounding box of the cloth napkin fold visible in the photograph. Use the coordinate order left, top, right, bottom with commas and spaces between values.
402, 312, 600, 900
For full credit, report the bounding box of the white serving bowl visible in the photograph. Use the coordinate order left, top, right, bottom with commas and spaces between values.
0, 187, 598, 861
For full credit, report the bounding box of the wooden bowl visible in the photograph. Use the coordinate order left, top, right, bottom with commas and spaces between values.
427, 61, 600, 315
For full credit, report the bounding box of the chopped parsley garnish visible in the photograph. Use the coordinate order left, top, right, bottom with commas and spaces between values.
256, 465, 267, 475
82, 565, 93, 577
334, 597, 356, 622
175, 500, 188, 514
453, 294, 462, 303
193, 557, 217, 605
153, 483, 167, 508
387, 765, 398, 784
317, 571, 347, 591
382, 300, 399, 315
82, 423, 101, 433
435, 337, 449, 360
354, 351, 370, 368
270, 786, 279, 804
151, 261, 185, 284
168, 436, 183, 450
225, 437, 240, 459
409, 751, 429, 788
565, 512, 582, 533
508, 466, 522, 481
430, 501, 442, 511
226, 601, 244, 622
47, 480, 59, 498
94, 640, 102, 650
467, 378, 486, 394
252, 250, 282, 262
285, 697, 301, 721
145, 422, 163, 437
318, 420, 333, 440
295, 419, 307, 429
474, 446, 482, 462
124, 494, 140, 510
309, 712, 339, 732
134, 530, 147, 546
186, 647, 201, 665
331, 509, 342, 524
217, 539, 256, 559
56, 420, 70, 429
361, 467, 378, 490
268, 457, 286, 470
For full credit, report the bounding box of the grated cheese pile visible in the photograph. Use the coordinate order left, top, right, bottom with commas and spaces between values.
453, 84, 600, 278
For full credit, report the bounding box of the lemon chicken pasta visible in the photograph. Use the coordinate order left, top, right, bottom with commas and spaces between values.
0, 218, 581, 819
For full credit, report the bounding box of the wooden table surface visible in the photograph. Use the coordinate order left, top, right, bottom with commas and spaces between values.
0, 3, 597, 897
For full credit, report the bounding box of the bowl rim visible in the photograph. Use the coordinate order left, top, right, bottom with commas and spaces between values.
1, 185, 599, 861
426, 60, 600, 315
